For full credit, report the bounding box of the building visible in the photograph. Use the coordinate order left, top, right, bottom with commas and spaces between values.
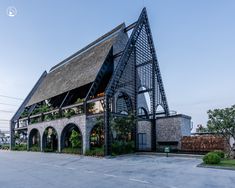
0, 130, 10, 145
10, 8, 191, 155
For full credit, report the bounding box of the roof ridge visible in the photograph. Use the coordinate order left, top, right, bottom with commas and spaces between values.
50, 23, 125, 72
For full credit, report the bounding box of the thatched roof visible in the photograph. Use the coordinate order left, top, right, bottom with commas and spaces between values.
26, 23, 128, 106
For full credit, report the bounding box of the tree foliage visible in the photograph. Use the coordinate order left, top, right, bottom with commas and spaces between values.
90, 117, 104, 148
69, 130, 81, 148
207, 105, 235, 153
110, 113, 136, 141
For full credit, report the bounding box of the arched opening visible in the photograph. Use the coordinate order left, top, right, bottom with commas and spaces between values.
28, 129, 40, 151
90, 122, 104, 154
138, 86, 151, 112
116, 92, 133, 114
61, 123, 82, 154
156, 105, 166, 117
156, 105, 164, 112
138, 107, 149, 119
42, 127, 58, 152
13, 130, 27, 150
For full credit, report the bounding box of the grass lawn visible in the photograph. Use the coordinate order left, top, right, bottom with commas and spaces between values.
204, 159, 235, 169
217, 159, 235, 168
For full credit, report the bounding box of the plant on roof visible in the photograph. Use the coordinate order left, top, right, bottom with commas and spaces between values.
31, 103, 52, 115
20, 109, 29, 118
87, 102, 96, 113
76, 98, 84, 104
44, 114, 54, 121
64, 109, 76, 118
30, 118, 39, 124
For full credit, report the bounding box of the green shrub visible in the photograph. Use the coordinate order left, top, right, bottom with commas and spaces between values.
111, 141, 134, 155
30, 145, 40, 152
30, 118, 39, 124
54, 112, 61, 119
13, 144, 27, 151
44, 114, 54, 121
203, 152, 221, 164
76, 98, 84, 104
62, 147, 81, 154
21, 110, 29, 118
85, 147, 104, 157
213, 150, 225, 159
44, 148, 54, 152
69, 130, 81, 148
0, 144, 9, 150
64, 109, 76, 118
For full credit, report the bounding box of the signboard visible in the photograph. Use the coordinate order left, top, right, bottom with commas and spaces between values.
164, 146, 170, 157
164, 146, 170, 153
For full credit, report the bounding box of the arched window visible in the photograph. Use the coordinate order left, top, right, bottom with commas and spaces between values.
42, 127, 58, 152
116, 92, 132, 114
61, 123, 82, 154
138, 86, 151, 112
138, 107, 149, 119
28, 129, 40, 151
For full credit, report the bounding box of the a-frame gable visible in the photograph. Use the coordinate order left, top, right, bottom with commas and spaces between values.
105, 8, 169, 115
104, 8, 169, 155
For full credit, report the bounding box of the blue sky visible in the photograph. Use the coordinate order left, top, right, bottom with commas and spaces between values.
0, 0, 235, 131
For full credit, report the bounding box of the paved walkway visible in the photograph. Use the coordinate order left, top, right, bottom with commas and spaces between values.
0, 151, 235, 188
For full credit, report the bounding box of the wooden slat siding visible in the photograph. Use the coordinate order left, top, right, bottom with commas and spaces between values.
181, 135, 228, 152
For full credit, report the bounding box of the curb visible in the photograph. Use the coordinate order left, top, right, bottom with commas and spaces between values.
197, 163, 235, 171
136, 152, 203, 159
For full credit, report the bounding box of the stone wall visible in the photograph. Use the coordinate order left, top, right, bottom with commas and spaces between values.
27, 114, 98, 154
156, 114, 191, 150
137, 120, 152, 151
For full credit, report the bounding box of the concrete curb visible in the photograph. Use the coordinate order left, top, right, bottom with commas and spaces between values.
136, 152, 203, 159
197, 163, 235, 171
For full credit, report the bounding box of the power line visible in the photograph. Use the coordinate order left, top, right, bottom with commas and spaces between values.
0, 102, 19, 106
0, 110, 15, 113
0, 94, 23, 101
0, 119, 10, 122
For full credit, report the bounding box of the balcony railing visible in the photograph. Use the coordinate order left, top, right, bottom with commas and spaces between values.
17, 96, 104, 127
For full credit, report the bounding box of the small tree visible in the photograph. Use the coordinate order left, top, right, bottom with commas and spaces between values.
196, 124, 209, 133
110, 113, 136, 141
69, 130, 80, 148
207, 105, 235, 156
92, 117, 104, 147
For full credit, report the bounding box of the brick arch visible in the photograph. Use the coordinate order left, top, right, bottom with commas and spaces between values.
60, 123, 83, 152
138, 107, 149, 119
28, 128, 41, 149
115, 91, 133, 114
89, 122, 104, 149
42, 126, 58, 152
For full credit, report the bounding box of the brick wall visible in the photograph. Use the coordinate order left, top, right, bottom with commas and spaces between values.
181, 135, 227, 152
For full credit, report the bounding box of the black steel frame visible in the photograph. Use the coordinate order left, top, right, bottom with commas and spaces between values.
104, 8, 169, 155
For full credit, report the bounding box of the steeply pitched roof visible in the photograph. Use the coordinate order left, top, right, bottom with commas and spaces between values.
26, 23, 127, 106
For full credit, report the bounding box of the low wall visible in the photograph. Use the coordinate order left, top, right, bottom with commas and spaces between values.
181, 135, 228, 152
156, 114, 191, 150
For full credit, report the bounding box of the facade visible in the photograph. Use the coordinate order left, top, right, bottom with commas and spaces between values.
10, 8, 191, 155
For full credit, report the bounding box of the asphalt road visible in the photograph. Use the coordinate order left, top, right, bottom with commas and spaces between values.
0, 151, 235, 188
